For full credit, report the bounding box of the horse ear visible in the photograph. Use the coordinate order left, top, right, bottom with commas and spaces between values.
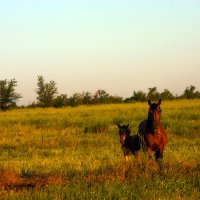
148, 99, 151, 106
157, 99, 161, 105
126, 124, 129, 128
117, 124, 121, 129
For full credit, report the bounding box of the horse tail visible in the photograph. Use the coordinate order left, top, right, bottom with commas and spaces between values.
137, 131, 146, 151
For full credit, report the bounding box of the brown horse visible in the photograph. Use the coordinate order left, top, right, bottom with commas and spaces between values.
138, 99, 167, 166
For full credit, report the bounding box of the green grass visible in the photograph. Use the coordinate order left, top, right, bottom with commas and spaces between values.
0, 100, 199, 199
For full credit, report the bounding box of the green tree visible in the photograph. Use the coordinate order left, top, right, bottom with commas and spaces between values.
35, 76, 58, 107
160, 89, 174, 100
0, 79, 21, 111
147, 87, 160, 100
108, 95, 123, 103
81, 92, 93, 105
93, 90, 110, 104
53, 94, 68, 108
131, 90, 147, 102
68, 93, 83, 107
182, 85, 200, 99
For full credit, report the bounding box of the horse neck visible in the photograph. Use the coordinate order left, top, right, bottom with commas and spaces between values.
125, 128, 131, 135
124, 130, 131, 140
147, 117, 160, 133
147, 116, 153, 127
126, 134, 131, 139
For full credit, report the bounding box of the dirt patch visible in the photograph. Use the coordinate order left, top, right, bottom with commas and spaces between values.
0, 169, 66, 192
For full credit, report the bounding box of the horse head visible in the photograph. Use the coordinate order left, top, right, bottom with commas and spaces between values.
117, 124, 130, 144
147, 99, 162, 129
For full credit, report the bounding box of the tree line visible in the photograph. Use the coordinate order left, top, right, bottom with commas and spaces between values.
0, 75, 199, 110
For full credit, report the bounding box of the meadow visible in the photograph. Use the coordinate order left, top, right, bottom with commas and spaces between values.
0, 99, 199, 199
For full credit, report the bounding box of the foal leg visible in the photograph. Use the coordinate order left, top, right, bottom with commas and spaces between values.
124, 155, 129, 164
123, 149, 129, 164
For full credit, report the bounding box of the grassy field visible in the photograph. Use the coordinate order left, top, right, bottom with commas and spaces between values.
0, 99, 199, 199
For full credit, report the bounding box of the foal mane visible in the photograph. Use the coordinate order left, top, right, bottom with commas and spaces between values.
118, 124, 131, 136
124, 125, 131, 136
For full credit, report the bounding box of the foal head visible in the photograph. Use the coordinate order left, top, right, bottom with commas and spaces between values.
117, 124, 130, 144
147, 99, 162, 129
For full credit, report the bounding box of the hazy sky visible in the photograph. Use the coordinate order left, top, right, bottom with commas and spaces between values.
1, 0, 200, 105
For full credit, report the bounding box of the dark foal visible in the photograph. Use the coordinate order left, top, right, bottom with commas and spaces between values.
138, 99, 167, 166
118, 124, 141, 163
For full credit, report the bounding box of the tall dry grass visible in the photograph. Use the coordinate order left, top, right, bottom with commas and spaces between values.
0, 100, 199, 199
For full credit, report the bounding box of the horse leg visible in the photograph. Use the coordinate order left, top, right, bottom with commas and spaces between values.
147, 147, 154, 159
155, 149, 163, 170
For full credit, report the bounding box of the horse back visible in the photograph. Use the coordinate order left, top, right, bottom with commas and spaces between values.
124, 135, 141, 153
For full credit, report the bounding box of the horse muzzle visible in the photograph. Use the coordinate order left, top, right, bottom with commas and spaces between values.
153, 121, 159, 129
120, 135, 126, 144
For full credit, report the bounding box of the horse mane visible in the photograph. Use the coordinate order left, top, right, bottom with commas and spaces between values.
147, 101, 161, 130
